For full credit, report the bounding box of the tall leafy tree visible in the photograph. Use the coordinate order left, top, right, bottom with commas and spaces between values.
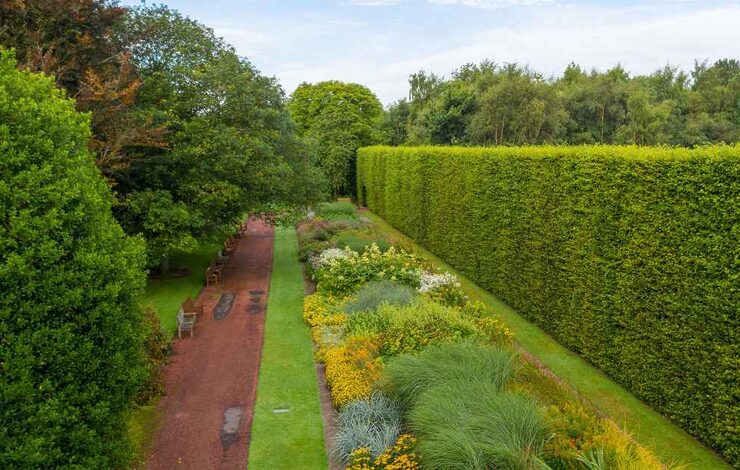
0, 0, 166, 173
118, 6, 323, 271
0, 50, 147, 468
289, 80, 382, 196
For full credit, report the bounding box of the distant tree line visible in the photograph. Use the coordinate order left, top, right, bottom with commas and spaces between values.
380, 60, 739, 147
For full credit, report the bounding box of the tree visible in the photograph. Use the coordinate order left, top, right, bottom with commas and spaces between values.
118, 6, 324, 270
0, 50, 147, 467
289, 80, 382, 197
379, 99, 411, 145
0, 0, 167, 173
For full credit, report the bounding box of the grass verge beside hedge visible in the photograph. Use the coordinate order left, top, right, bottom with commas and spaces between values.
363, 209, 730, 470
357, 145, 738, 467
248, 227, 327, 469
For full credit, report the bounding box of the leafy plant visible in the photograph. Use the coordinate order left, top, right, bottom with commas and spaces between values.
342, 280, 416, 315
318, 201, 358, 220
375, 301, 481, 356
0, 51, 147, 468
324, 336, 384, 407
337, 233, 392, 254
348, 434, 421, 469
314, 244, 421, 297
333, 392, 402, 464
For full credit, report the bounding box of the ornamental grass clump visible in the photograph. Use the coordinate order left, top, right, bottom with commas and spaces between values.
332, 392, 403, 465
383, 341, 515, 409
409, 382, 548, 470
343, 280, 416, 315
318, 201, 357, 220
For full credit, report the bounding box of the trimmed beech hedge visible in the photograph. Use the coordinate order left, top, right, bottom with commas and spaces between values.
357, 145, 739, 466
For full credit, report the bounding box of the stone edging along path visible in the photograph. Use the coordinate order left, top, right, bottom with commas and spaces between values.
147, 218, 274, 470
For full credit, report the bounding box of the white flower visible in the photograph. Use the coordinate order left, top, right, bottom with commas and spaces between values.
417, 270, 460, 294
311, 247, 354, 270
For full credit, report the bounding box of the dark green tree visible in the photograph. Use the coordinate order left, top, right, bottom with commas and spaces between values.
0, 50, 147, 467
117, 6, 324, 271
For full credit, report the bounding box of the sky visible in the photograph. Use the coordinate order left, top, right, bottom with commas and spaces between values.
120, 0, 740, 104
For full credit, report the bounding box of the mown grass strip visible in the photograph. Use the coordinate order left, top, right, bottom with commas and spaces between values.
364, 210, 729, 470
248, 227, 326, 469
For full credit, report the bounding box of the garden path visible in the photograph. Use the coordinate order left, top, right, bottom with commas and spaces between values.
147, 218, 273, 470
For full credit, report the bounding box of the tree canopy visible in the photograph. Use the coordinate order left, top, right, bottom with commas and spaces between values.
382, 60, 739, 147
289, 80, 382, 196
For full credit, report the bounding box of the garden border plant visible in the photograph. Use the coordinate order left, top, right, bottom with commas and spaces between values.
297, 206, 675, 470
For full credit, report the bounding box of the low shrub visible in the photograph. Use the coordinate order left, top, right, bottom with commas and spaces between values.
136, 305, 172, 404
332, 392, 403, 464
310, 324, 345, 362
337, 233, 392, 254
565, 420, 664, 470
324, 337, 384, 407
348, 434, 421, 470
475, 316, 515, 346
409, 382, 548, 470
375, 301, 481, 356
342, 280, 416, 315
417, 271, 467, 307
383, 341, 514, 409
318, 201, 357, 220
303, 293, 345, 328
314, 245, 421, 297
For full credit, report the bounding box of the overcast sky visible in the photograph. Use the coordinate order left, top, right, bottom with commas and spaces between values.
120, 0, 740, 104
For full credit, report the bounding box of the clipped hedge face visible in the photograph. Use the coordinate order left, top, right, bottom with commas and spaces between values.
357, 144, 740, 466
0, 51, 147, 467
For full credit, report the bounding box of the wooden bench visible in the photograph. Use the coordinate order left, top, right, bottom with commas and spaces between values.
206, 265, 221, 286
177, 311, 197, 338
181, 296, 204, 316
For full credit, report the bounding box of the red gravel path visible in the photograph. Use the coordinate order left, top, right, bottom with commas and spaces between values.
147, 219, 274, 470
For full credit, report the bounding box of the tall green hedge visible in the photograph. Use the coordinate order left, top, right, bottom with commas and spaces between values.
357, 145, 739, 466
0, 51, 148, 467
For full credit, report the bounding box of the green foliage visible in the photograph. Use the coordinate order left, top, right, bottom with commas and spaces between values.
342, 280, 416, 315
409, 382, 548, 470
314, 245, 421, 297
387, 60, 739, 147
383, 341, 514, 410
136, 305, 172, 404
374, 301, 481, 356
0, 51, 147, 467
114, 6, 325, 268
318, 201, 358, 220
358, 144, 740, 465
332, 392, 403, 464
336, 233, 392, 254
289, 80, 382, 196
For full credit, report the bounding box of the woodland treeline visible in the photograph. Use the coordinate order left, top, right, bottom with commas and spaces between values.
380, 60, 739, 147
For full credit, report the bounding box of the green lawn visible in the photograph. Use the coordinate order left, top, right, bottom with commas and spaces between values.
143, 238, 224, 332
248, 227, 327, 469
364, 210, 729, 470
